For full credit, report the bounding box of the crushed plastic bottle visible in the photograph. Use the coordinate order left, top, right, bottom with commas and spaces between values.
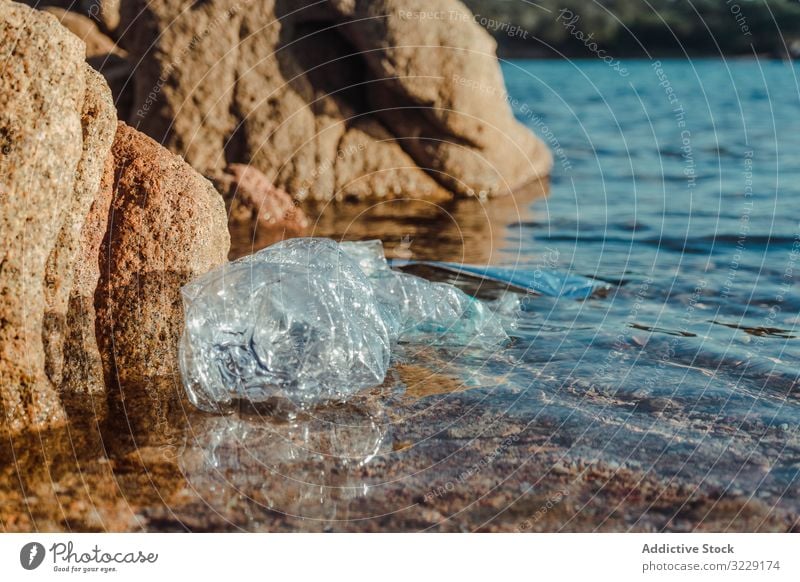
179, 238, 508, 411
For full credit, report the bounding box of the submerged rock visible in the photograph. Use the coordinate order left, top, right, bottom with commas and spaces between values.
118, 0, 550, 201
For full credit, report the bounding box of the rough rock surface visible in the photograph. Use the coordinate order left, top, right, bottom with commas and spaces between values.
95, 122, 229, 388
2, 1, 230, 433
0, 1, 106, 432
43, 6, 121, 57
118, 0, 549, 201
214, 163, 309, 252
43, 67, 117, 391
41, 5, 133, 119
60, 155, 115, 395
330, 0, 552, 197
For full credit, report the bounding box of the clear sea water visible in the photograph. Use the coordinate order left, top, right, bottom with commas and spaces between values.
484, 58, 800, 508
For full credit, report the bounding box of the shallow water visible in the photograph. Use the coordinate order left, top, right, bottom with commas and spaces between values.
497, 58, 800, 508
3, 59, 798, 532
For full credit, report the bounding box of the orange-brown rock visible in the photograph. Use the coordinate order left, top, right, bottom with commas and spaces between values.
215, 163, 309, 254
1, 2, 230, 434
0, 2, 114, 433
118, 0, 549, 201
60, 155, 116, 395
95, 122, 229, 388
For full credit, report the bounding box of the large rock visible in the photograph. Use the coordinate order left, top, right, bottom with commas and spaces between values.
43, 67, 117, 390
0, 2, 113, 432
332, 0, 552, 197
1, 2, 231, 433
41, 6, 133, 120
118, 0, 548, 201
95, 122, 229, 388
60, 155, 115, 395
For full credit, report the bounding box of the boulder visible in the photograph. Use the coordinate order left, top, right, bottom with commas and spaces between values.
118, 0, 549, 201
43, 67, 117, 390
41, 6, 133, 120
214, 163, 309, 256
330, 0, 552, 197
42, 6, 122, 57
95, 122, 229, 388
60, 155, 115, 395
0, 1, 109, 432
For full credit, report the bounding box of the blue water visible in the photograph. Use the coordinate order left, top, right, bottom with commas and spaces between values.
478, 58, 800, 506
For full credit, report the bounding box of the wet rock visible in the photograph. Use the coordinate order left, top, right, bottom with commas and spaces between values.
213, 163, 309, 250
0, 1, 104, 432
95, 122, 229, 388
118, 0, 549, 201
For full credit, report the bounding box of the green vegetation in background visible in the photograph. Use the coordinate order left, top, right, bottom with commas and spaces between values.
462, 0, 800, 57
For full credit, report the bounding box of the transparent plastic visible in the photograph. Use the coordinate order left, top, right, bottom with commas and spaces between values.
179, 238, 507, 411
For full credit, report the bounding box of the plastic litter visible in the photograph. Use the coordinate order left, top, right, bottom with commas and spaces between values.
179, 238, 508, 411
389, 259, 605, 299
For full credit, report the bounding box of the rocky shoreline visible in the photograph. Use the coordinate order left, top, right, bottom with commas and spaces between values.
1, 0, 551, 435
